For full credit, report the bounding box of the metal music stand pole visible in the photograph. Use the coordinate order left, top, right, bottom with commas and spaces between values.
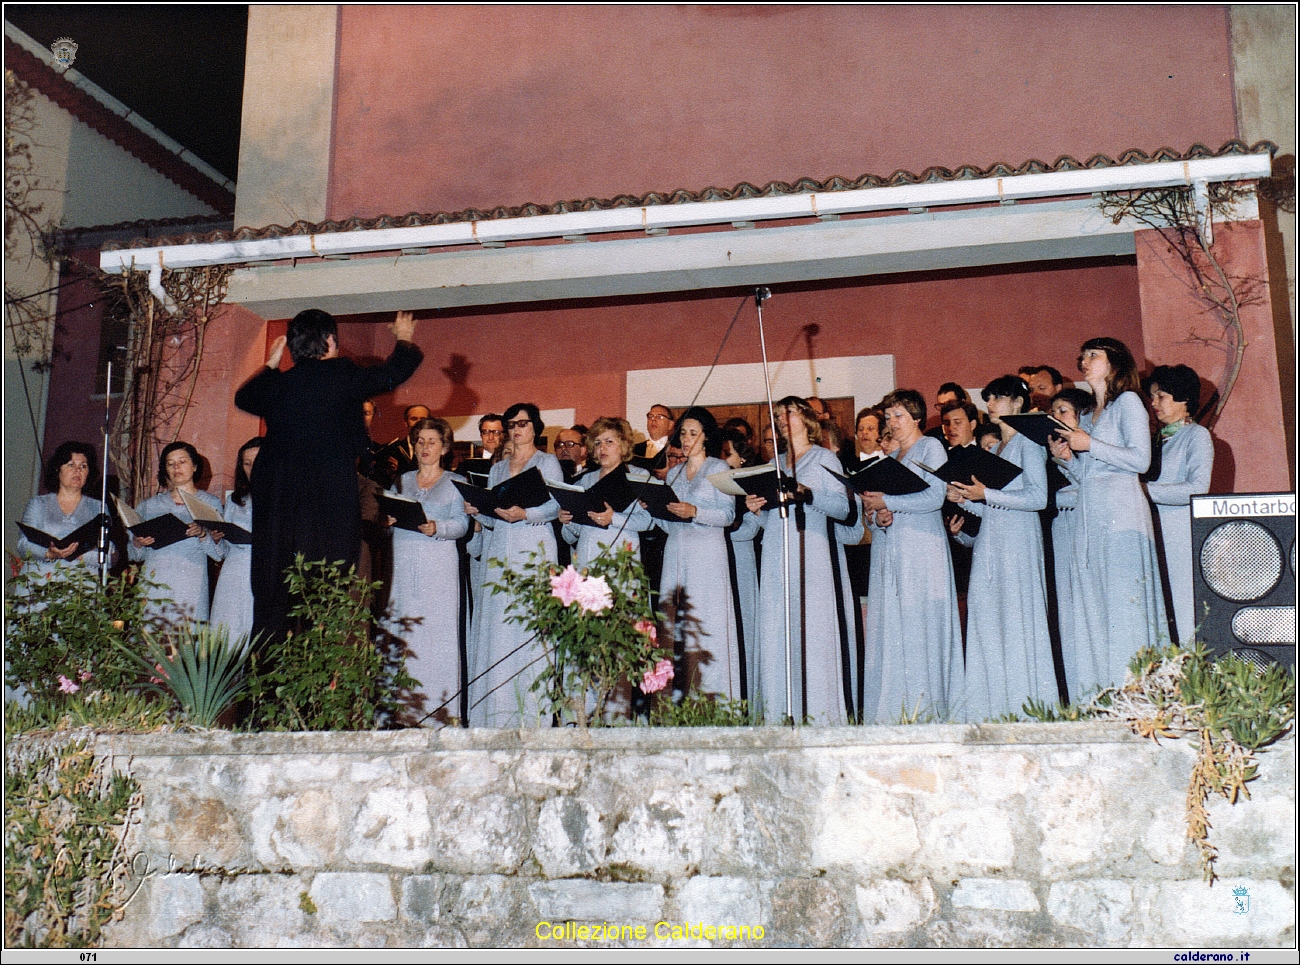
98, 359, 112, 585
754, 287, 795, 725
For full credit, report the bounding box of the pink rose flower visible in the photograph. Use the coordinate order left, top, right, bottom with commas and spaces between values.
58, 674, 79, 694
634, 619, 658, 643
78, 670, 92, 682
149, 662, 169, 685
550, 565, 584, 606
639, 658, 674, 694
573, 574, 612, 614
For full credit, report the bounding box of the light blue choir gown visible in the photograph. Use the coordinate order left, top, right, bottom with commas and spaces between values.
1051, 468, 1081, 704
727, 497, 761, 705
1145, 422, 1214, 645
209, 493, 254, 646
129, 490, 227, 624
752, 447, 858, 725
468, 452, 563, 727
657, 457, 741, 699
1060, 392, 1167, 698
560, 465, 653, 569
862, 435, 964, 723
17, 493, 108, 579
385, 470, 470, 721
955, 431, 1055, 722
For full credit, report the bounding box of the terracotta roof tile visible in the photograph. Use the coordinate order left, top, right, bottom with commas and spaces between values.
103, 140, 1276, 251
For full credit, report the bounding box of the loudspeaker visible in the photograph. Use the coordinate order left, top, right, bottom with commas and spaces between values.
1191, 493, 1296, 668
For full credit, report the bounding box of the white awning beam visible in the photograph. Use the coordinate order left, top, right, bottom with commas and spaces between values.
224, 197, 1173, 318
100, 152, 1271, 275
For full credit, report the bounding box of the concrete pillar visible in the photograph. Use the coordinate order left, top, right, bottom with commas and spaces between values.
1229, 5, 1297, 489
233, 6, 339, 231
1135, 219, 1290, 493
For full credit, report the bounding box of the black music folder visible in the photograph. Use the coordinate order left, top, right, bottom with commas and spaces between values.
112, 496, 192, 550
921, 445, 1023, 492
1000, 413, 1071, 449
178, 489, 251, 545
377, 491, 429, 531
17, 514, 108, 559
548, 468, 638, 527
829, 454, 929, 496
454, 466, 551, 516
627, 478, 682, 521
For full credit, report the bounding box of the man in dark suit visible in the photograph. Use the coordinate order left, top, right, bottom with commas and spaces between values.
378, 403, 431, 486
633, 404, 674, 461
926, 382, 970, 447
235, 308, 423, 639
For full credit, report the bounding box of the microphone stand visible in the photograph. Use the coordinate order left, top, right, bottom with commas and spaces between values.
754, 287, 796, 725
98, 359, 113, 586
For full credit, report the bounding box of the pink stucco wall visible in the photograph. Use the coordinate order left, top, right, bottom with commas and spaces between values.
328, 6, 1237, 219
1136, 220, 1290, 494
337, 257, 1145, 462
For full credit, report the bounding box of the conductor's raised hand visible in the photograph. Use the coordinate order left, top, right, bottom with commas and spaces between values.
391, 311, 416, 343
266, 335, 287, 370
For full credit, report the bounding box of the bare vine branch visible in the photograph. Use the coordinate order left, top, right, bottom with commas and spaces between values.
96, 266, 231, 502
1098, 184, 1265, 428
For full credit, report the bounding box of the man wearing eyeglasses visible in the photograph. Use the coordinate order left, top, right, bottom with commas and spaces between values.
477, 413, 504, 459
634, 404, 674, 460
555, 425, 591, 483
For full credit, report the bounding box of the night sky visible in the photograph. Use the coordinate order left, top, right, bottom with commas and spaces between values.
6, 5, 247, 181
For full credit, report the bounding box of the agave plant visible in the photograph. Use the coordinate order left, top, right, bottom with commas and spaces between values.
122, 624, 252, 728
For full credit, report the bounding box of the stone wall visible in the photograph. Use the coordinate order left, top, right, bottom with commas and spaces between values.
98, 723, 1295, 948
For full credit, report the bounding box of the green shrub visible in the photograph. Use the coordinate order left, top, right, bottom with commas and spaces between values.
244, 556, 416, 730
4, 567, 164, 700
648, 690, 751, 727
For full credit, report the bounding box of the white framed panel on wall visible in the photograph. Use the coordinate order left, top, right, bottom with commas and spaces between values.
626, 355, 896, 435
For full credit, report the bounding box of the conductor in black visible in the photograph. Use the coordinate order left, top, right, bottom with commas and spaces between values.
235, 308, 424, 639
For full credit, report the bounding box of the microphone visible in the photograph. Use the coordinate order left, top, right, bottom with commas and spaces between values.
754, 287, 771, 306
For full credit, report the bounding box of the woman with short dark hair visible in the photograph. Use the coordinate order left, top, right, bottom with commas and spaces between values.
17, 441, 108, 578
129, 441, 227, 624
465, 401, 563, 727
1049, 337, 1167, 697
947, 376, 1053, 721
1143, 364, 1214, 644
